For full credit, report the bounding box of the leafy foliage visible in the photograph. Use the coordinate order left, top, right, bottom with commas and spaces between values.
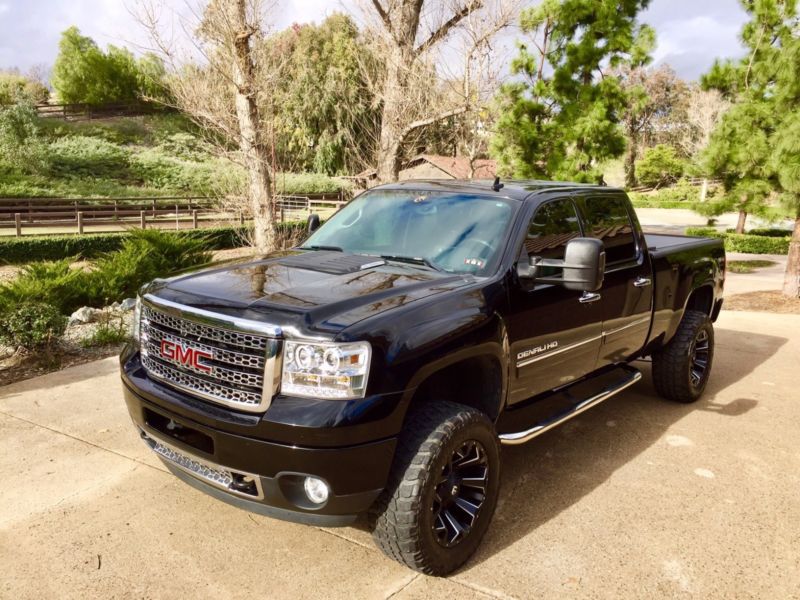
0, 71, 49, 105
0, 102, 48, 173
51, 27, 167, 104
0, 260, 94, 316
260, 14, 380, 175
635, 145, 687, 187
0, 302, 67, 351
492, 0, 655, 182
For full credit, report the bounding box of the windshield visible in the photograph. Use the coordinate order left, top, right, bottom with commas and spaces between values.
303, 190, 517, 275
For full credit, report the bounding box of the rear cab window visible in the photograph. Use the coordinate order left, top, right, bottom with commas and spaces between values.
578, 195, 638, 265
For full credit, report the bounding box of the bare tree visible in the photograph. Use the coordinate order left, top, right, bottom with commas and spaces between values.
618, 65, 685, 188
136, 0, 278, 252
678, 87, 731, 159
361, 0, 518, 182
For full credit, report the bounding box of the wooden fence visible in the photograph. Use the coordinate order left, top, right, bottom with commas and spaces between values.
0, 194, 348, 237
629, 177, 721, 194
34, 102, 168, 122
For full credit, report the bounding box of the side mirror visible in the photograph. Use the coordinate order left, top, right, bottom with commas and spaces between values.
517, 238, 605, 292
307, 213, 321, 233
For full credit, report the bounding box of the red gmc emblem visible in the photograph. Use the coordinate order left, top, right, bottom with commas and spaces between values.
160, 339, 213, 373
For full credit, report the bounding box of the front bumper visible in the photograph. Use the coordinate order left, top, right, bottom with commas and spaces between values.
123, 377, 398, 526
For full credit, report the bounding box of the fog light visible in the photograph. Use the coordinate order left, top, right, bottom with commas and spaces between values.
303, 476, 329, 504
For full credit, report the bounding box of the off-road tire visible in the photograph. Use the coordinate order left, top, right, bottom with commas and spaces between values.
652, 310, 714, 403
369, 401, 501, 576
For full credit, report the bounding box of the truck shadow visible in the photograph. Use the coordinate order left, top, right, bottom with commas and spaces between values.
465, 325, 787, 569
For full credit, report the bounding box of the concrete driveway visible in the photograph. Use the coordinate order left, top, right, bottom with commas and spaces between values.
2, 310, 799, 599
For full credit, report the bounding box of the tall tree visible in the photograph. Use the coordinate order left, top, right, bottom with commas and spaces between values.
701, 0, 797, 238
139, 0, 277, 251
364, 0, 517, 182
259, 14, 380, 175
491, 0, 654, 182
51, 26, 167, 105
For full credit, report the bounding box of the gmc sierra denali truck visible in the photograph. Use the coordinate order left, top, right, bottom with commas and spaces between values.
120, 180, 725, 575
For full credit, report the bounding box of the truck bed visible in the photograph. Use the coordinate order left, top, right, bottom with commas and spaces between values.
645, 233, 723, 260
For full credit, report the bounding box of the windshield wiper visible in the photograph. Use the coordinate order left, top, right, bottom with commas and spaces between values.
299, 245, 343, 252
380, 254, 444, 272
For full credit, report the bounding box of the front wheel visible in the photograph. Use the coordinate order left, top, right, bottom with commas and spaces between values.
369, 401, 501, 576
652, 310, 715, 403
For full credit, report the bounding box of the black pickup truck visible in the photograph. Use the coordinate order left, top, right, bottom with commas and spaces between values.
120, 180, 724, 575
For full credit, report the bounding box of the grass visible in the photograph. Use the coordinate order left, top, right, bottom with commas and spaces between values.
80, 315, 129, 348
727, 260, 777, 274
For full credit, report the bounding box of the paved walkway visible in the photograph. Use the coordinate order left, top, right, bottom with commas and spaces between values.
2, 310, 799, 599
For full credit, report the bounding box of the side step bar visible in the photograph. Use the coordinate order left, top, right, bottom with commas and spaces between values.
498, 367, 642, 446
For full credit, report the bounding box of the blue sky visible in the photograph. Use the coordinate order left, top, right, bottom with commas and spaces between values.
0, 0, 749, 81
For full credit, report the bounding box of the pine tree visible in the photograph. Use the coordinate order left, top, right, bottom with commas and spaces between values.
491, 0, 654, 182
702, 0, 800, 295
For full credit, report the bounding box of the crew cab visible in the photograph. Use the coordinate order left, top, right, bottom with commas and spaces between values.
120, 180, 725, 575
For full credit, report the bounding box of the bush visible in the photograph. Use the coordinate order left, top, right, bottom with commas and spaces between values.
726, 227, 792, 238
47, 136, 130, 178
0, 302, 67, 351
275, 172, 352, 195
0, 224, 305, 264
0, 260, 95, 315
91, 229, 213, 302
635, 145, 687, 188
685, 228, 790, 254
0, 103, 48, 173
0, 72, 49, 105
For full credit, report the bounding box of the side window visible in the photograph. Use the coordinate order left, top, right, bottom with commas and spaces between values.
524, 199, 581, 275
580, 195, 637, 264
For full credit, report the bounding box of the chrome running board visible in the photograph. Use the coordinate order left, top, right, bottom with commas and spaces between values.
499, 367, 642, 446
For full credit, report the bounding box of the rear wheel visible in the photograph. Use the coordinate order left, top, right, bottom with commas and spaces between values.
652, 310, 714, 403
369, 401, 500, 576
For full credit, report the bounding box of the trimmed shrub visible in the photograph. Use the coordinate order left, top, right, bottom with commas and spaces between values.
726, 227, 792, 238
0, 225, 266, 264
685, 228, 790, 254
0, 302, 67, 351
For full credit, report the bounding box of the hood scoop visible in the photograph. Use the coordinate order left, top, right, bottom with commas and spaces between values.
278, 251, 386, 275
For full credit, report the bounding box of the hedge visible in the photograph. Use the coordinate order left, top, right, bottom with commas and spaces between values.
685, 227, 790, 254
0, 222, 308, 264
630, 199, 692, 209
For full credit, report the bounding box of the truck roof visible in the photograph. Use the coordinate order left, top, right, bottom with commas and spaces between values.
374, 179, 624, 202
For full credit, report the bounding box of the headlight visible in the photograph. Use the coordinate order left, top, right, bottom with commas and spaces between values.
281, 340, 370, 399
131, 296, 142, 342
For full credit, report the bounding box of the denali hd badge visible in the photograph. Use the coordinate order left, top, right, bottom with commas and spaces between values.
160, 339, 213, 373
517, 341, 558, 361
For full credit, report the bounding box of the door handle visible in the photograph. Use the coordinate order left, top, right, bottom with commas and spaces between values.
633, 277, 652, 288
579, 291, 601, 304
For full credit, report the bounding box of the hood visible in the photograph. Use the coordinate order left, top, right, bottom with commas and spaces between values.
149, 250, 473, 336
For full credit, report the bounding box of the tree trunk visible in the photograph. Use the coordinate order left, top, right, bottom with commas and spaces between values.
624, 136, 637, 188
735, 210, 748, 234
783, 216, 800, 298
699, 178, 708, 202
231, 0, 275, 252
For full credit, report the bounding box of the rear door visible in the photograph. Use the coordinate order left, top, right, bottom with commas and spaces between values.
577, 194, 653, 366
506, 197, 603, 404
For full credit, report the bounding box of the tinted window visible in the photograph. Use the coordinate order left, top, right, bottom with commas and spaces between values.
580, 196, 637, 264
524, 199, 581, 262
304, 190, 517, 275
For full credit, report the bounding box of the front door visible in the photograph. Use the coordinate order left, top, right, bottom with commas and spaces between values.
506, 197, 603, 405
577, 194, 653, 365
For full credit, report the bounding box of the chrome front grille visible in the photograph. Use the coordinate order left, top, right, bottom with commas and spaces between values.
139, 295, 281, 412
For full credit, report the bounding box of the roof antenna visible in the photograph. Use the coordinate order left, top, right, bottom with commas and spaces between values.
492, 176, 504, 192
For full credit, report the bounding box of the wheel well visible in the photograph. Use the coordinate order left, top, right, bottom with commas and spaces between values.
686, 285, 713, 316
409, 355, 503, 421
